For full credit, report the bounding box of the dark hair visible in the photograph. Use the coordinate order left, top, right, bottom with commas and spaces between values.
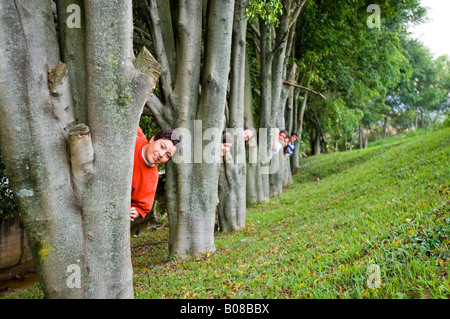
153, 129, 182, 151
290, 132, 298, 137
279, 129, 288, 136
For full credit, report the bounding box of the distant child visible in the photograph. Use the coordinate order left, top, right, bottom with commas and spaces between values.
284, 132, 298, 158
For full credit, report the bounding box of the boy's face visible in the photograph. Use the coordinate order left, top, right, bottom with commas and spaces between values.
144, 137, 177, 165
290, 135, 297, 142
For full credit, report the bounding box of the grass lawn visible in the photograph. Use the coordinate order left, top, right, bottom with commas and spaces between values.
2, 127, 449, 299
132, 127, 449, 299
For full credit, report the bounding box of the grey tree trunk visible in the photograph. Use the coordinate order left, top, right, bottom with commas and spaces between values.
291, 91, 308, 174
55, 0, 87, 124
256, 0, 307, 198
218, 0, 247, 232
312, 127, 321, 155
359, 122, 363, 149
243, 51, 260, 204
272, 62, 297, 192
143, 0, 234, 257
258, 20, 274, 201
0, 0, 159, 298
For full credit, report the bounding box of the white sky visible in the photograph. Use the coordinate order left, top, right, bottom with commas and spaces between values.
409, 0, 450, 59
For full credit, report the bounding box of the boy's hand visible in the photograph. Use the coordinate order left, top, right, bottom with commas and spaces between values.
130, 207, 139, 221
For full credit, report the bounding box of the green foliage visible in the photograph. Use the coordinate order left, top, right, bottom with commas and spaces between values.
444, 115, 450, 129
0, 154, 17, 221
245, 0, 283, 26
293, 0, 430, 146
132, 1, 152, 56
139, 115, 161, 140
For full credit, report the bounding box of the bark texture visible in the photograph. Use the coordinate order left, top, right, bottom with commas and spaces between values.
0, 0, 159, 298
217, 0, 248, 232
142, 0, 235, 256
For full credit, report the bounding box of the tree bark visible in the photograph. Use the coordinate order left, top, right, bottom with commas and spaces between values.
55, 0, 87, 124
0, 0, 159, 298
243, 51, 263, 203
256, 0, 306, 198
145, 0, 235, 257
218, 0, 247, 232
291, 91, 308, 173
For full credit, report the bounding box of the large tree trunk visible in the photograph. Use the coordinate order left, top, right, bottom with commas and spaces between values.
271, 62, 297, 193
383, 114, 388, 139
55, 0, 87, 124
291, 91, 308, 174
255, 0, 306, 198
243, 61, 266, 204
218, 0, 247, 232
312, 127, 321, 155
0, 0, 159, 298
144, 0, 234, 257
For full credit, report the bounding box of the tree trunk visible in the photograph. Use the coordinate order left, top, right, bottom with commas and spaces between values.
272, 62, 297, 192
291, 91, 308, 173
257, 19, 274, 199
218, 0, 247, 232
55, 0, 87, 124
243, 50, 261, 204
256, 0, 306, 198
144, 0, 235, 257
312, 127, 321, 155
359, 122, 363, 149
0, 0, 159, 298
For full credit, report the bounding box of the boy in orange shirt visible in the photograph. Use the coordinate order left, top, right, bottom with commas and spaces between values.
130, 127, 181, 221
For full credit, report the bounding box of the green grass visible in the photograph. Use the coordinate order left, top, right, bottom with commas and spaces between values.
132, 127, 449, 299
2, 128, 449, 299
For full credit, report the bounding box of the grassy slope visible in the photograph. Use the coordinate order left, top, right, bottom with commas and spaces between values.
2, 128, 449, 299
132, 128, 449, 299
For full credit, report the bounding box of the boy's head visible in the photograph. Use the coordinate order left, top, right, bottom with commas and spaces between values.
289, 132, 298, 142
144, 129, 181, 165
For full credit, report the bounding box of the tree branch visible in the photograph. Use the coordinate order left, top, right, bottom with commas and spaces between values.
145, 93, 171, 129
284, 81, 327, 100
249, 22, 261, 40
146, 0, 174, 103
289, 0, 307, 30
133, 26, 152, 42
250, 68, 326, 100
133, 46, 162, 108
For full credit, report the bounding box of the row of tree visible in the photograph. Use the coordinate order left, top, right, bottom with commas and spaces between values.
0, 0, 448, 298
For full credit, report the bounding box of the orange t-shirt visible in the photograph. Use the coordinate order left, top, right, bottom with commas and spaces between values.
131, 127, 159, 218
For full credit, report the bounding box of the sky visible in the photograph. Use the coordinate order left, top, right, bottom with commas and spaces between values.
409, 0, 450, 59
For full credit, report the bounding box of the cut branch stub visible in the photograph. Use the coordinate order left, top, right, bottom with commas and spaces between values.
134, 46, 162, 91
48, 61, 76, 137
69, 124, 94, 195
48, 61, 69, 96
